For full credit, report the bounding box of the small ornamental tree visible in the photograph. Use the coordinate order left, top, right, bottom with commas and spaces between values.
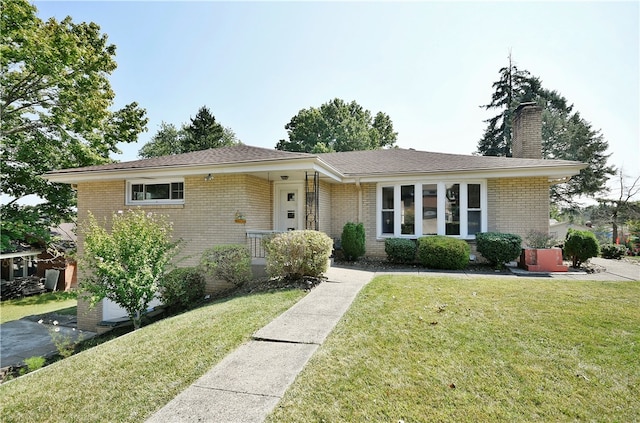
81, 210, 180, 329
564, 228, 600, 268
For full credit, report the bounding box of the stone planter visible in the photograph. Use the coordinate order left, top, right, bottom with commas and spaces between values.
519, 247, 568, 272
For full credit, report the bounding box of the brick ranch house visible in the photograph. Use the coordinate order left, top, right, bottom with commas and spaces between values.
45, 103, 586, 332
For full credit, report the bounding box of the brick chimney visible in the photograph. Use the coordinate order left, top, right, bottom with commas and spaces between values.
512, 102, 542, 159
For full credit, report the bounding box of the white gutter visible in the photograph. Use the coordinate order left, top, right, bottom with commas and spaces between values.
44, 157, 344, 184
339, 163, 586, 184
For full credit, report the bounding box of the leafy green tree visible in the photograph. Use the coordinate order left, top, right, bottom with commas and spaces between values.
477, 54, 615, 206
0, 0, 148, 251
138, 122, 183, 159
138, 106, 240, 158
81, 210, 180, 329
276, 98, 398, 153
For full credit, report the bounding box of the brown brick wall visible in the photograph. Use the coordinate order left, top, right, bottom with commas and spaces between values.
487, 176, 550, 238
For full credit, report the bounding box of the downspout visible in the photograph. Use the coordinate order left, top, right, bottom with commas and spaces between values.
355, 178, 362, 223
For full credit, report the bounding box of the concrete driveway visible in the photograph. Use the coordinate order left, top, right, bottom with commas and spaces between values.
1, 315, 96, 372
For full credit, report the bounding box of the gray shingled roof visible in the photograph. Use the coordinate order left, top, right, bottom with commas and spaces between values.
317, 149, 583, 176
46, 144, 315, 175
45, 144, 584, 179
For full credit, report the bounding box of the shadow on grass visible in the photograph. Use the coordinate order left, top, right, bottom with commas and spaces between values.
75, 278, 315, 354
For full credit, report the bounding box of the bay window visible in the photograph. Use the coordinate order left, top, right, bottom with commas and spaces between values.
377, 181, 486, 238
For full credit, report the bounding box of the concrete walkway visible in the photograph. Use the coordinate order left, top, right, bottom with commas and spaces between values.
146, 259, 638, 422
146, 266, 375, 423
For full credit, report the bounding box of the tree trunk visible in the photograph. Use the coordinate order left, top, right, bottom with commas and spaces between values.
132, 310, 142, 330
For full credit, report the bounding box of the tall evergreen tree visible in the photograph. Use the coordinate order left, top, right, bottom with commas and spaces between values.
138, 106, 240, 158
184, 106, 227, 151
477, 55, 615, 206
477, 53, 542, 157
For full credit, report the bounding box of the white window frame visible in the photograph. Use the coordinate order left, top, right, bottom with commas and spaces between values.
126, 178, 185, 205
376, 180, 487, 239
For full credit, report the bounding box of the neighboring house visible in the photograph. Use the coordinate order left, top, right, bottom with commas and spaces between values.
0, 223, 77, 297
45, 103, 586, 332
37, 223, 78, 291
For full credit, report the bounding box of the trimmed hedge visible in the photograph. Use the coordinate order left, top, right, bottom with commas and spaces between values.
341, 222, 365, 261
565, 229, 600, 267
199, 244, 252, 287
384, 238, 417, 264
600, 244, 627, 260
475, 232, 522, 268
264, 230, 333, 279
417, 236, 470, 270
158, 267, 206, 311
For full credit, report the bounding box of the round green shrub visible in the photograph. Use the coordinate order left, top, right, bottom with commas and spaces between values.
384, 238, 417, 263
341, 222, 365, 261
264, 230, 333, 279
200, 244, 252, 287
600, 243, 627, 259
475, 232, 522, 268
417, 236, 470, 270
565, 229, 600, 267
158, 267, 205, 310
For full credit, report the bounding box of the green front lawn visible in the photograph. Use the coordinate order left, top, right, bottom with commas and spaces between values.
0, 291, 77, 324
268, 275, 639, 422
0, 289, 306, 423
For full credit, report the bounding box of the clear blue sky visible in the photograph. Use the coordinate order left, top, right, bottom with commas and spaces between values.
35, 1, 639, 196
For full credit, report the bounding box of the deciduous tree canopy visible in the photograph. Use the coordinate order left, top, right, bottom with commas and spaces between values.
276, 98, 398, 153
477, 55, 615, 206
0, 0, 148, 251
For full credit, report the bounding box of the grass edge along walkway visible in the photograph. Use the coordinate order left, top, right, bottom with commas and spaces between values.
0, 288, 306, 423
267, 275, 640, 422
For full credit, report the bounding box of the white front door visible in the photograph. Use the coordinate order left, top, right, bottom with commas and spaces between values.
276, 185, 302, 231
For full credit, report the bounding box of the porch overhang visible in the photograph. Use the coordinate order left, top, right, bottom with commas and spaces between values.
44, 157, 344, 184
